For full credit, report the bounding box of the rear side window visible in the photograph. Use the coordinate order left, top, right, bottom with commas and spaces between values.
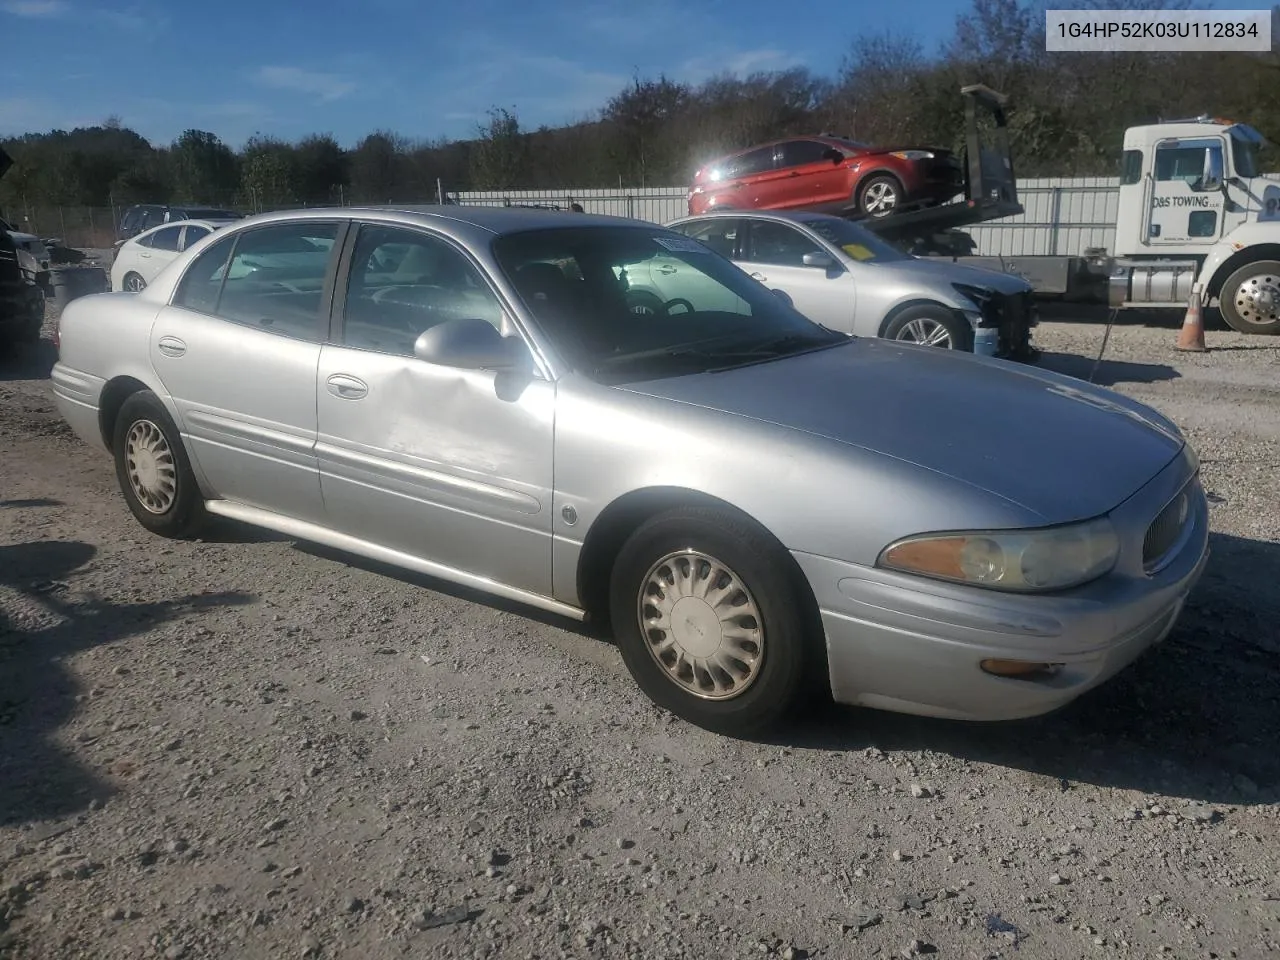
149, 226, 183, 252
723, 147, 776, 180
214, 222, 340, 341
174, 232, 237, 314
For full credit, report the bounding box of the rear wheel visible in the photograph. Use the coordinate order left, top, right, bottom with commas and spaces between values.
883, 304, 973, 351
1219, 260, 1280, 334
608, 505, 819, 737
112, 390, 206, 538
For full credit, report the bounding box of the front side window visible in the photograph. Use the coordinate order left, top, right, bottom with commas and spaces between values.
342, 224, 506, 357
1154, 138, 1223, 186
494, 225, 843, 382
744, 220, 824, 267
181, 225, 211, 250
780, 140, 836, 168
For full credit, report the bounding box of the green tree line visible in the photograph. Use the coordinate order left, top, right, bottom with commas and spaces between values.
3, 0, 1280, 215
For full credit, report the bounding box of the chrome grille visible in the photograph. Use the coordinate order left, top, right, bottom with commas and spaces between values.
1143, 481, 1194, 572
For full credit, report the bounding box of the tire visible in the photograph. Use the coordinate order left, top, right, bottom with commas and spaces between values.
112, 389, 207, 538
122, 271, 147, 293
1218, 260, 1280, 335
626, 289, 665, 316
608, 505, 820, 737
883, 303, 974, 351
857, 174, 903, 219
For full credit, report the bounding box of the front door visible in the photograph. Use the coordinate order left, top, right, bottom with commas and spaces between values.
315, 222, 556, 596
735, 218, 857, 331
772, 140, 846, 210
1146, 136, 1228, 246
148, 220, 343, 524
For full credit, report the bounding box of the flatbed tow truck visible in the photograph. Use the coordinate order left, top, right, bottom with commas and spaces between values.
854, 87, 1280, 336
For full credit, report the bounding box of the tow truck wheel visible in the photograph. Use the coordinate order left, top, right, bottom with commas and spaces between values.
1219, 260, 1280, 335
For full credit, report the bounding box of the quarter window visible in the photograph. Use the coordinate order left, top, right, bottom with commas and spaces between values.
342, 224, 505, 357
181, 225, 211, 250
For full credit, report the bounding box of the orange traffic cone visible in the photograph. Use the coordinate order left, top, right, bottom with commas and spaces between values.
1175, 285, 1207, 353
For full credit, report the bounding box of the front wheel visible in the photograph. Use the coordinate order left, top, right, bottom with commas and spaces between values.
1218, 260, 1280, 334
112, 389, 207, 538
857, 174, 903, 218
608, 505, 819, 737
883, 304, 973, 351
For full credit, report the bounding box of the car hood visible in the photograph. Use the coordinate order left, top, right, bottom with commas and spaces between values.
871, 257, 1032, 296
617, 339, 1184, 523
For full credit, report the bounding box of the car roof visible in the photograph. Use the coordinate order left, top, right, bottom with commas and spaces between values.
223, 203, 660, 236
669, 209, 848, 228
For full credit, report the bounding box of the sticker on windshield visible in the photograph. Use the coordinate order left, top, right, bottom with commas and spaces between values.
842, 243, 875, 261
654, 236, 709, 253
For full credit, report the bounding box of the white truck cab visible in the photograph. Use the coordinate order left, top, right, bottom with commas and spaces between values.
1105, 117, 1280, 333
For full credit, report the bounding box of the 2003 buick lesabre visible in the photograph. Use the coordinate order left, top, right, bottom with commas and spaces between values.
50, 205, 1210, 736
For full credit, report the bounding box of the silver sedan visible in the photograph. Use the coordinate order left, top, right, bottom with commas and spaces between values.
50, 205, 1209, 736
665, 209, 1037, 359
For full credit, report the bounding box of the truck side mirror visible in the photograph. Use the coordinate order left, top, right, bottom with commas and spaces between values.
1196, 148, 1224, 192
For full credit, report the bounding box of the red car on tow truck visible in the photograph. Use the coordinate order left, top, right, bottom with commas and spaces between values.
687, 135, 965, 220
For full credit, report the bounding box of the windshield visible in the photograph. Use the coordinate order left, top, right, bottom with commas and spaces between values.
1229, 125, 1264, 178
492, 225, 846, 383
800, 217, 910, 263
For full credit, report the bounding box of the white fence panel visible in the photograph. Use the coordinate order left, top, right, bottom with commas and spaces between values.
456, 177, 1134, 257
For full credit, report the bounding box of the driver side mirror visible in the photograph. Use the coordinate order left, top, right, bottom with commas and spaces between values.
802, 251, 836, 270
1195, 148, 1225, 192
414, 316, 532, 373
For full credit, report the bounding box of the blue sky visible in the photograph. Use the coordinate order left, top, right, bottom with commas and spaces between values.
0, 0, 1274, 149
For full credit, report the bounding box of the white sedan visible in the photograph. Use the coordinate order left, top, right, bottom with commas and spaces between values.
111, 219, 237, 292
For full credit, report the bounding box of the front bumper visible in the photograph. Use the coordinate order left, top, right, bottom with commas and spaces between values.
793, 452, 1209, 722
974, 289, 1039, 362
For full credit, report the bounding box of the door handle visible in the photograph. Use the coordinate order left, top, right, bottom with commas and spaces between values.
750, 271, 768, 282
156, 335, 186, 357
326, 374, 368, 400
657, 263, 677, 275
139, 252, 151, 259
788, 171, 800, 177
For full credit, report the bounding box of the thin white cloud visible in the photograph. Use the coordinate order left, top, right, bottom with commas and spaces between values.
1, 0, 68, 16
676, 47, 803, 86
254, 65, 355, 102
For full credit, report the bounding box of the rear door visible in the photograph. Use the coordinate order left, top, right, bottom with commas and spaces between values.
735, 218, 857, 330
147, 219, 346, 524
137, 225, 184, 282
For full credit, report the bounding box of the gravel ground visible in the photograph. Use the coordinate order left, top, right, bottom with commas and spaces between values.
1, 300, 1279, 960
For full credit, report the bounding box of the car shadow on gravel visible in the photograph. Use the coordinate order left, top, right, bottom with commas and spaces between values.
0, 537, 255, 827
1037, 350, 1180, 387
0, 339, 57, 383
778, 531, 1280, 808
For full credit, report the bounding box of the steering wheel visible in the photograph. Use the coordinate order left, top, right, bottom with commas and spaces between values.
661, 298, 695, 316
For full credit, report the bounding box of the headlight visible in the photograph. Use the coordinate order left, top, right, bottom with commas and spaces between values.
878, 516, 1120, 593
890, 150, 935, 161
953, 282, 995, 306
